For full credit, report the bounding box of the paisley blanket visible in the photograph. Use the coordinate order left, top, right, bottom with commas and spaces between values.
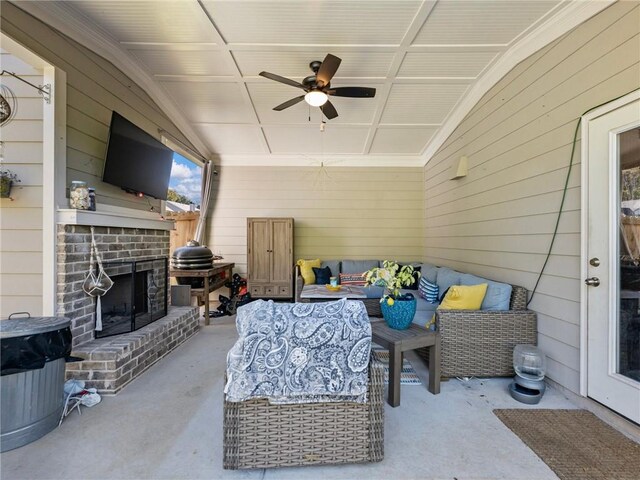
224, 298, 371, 404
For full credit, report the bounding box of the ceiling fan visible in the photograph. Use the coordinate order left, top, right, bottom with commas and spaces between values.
259, 54, 376, 120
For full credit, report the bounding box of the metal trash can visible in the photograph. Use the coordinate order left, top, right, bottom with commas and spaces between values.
1, 315, 71, 452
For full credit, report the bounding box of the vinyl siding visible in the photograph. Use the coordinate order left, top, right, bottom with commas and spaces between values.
423, 1, 640, 393
1, 2, 194, 211
0, 51, 44, 317
205, 166, 425, 276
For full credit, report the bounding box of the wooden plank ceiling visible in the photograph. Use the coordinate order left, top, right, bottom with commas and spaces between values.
31, 0, 568, 164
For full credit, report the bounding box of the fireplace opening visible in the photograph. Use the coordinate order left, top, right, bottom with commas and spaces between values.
95, 257, 168, 338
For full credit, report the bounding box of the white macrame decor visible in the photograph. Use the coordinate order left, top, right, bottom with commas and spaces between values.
82, 226, 114, 331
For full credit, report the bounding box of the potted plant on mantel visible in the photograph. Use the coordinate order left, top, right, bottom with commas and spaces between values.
0, 166, 20, 199
364, 260, 419, 330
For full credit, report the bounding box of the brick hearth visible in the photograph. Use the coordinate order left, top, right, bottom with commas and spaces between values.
65, 306, 199, 394
57, 223, 200, 394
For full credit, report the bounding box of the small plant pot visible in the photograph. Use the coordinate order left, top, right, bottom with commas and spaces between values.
381, 297, 416, 330
0, 176, 13, 198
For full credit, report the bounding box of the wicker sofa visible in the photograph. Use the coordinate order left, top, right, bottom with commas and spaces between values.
223, 355, 385, 469
295, 260, 537, 378
426, 282, 536, 378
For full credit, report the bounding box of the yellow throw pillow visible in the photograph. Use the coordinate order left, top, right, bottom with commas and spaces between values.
439, 284, 488, 310
296, 259, 321, 285
427, 284, 488, 329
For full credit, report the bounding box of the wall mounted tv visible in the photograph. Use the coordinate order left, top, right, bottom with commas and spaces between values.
102, 111, 174, 200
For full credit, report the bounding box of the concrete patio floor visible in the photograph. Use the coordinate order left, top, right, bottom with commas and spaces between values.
1, 315, 583, 480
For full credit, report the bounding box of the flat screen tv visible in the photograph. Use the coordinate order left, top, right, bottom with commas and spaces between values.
102, 111, 174, 200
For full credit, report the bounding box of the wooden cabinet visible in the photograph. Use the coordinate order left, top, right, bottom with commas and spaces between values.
247, 217, 294, 299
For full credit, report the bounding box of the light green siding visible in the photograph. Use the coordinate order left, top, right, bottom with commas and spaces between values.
1, 2, 194, 211
0, 50, 44, 317
423, 2, 640, 393
205, 166, 425, 276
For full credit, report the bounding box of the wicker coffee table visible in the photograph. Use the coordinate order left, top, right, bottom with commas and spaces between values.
370, 321, 440, 407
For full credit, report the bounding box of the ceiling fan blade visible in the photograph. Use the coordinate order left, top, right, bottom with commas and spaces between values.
273, 95, 306, 111
329, 86, 376, 98
320, 100, 338, 120
259, 71, 306, 90
316, 54, 341, 87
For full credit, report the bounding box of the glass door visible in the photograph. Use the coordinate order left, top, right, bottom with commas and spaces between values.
585, 94, 640, 424
619, 128, 640, 384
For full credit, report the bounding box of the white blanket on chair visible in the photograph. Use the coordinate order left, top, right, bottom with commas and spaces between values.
224, 299, 371, 404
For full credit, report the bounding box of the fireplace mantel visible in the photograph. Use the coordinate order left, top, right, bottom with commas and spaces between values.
57, 205, 174, 231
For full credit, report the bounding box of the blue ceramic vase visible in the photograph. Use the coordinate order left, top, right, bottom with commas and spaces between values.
380, 297, 416, 330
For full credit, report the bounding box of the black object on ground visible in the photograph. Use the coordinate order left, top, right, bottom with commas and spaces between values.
210, 274, 253, 317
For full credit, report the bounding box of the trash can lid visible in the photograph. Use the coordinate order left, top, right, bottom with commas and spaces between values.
0, 316, 71, 338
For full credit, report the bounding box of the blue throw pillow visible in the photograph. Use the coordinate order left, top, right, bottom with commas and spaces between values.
436, 267, 461, 294
420, 263, 438, 283
418, 277, 439, 304
313, 266, 332, 285
459, 273, 512, 310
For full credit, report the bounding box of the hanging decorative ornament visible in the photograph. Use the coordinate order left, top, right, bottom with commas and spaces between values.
0, 85, 17, 126
0, 94, 11, 124
82, 227, 114, 331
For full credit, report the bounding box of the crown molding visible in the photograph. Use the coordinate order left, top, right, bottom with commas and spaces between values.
12, 0, 614, 169
12, 1, 211, 159
421, 0, 616, 165
213, 154, 425, 168
57, 206, 174, 231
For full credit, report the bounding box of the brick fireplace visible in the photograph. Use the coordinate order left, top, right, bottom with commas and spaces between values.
57, 223, 199, 394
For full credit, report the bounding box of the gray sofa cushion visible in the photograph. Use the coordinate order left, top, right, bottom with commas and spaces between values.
320, 260, 341, 279
411, 303, 438, 328
436, 267, 461, 295
363, 285, 385, 299
420, 263, 439, 283
460, 273, 512, 311
342, 259, 380, 274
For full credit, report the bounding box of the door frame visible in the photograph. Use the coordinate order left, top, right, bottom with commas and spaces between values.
580, 89, 640, 397
1, 33, 67, 316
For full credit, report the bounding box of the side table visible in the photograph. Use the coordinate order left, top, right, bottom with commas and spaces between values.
169, 262, 235, 325
371, 321, 440, 407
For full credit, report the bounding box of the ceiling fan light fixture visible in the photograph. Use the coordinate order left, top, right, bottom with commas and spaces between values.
305, 90, 328, 107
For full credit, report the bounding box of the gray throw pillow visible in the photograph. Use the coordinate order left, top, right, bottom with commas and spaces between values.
342, 259, 380, 274
460, 273, 512, 310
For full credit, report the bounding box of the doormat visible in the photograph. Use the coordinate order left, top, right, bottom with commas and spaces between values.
494, 409, 640, 480
371, 348, 421, 385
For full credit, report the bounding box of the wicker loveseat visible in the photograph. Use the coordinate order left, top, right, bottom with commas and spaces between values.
295, 260, 537, 379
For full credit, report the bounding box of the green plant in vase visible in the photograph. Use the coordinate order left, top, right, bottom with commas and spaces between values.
364, 261, 420, 329
0, 167, 19, 199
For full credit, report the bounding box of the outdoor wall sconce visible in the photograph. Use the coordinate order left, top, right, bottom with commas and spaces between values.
450, 155, 468, 180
